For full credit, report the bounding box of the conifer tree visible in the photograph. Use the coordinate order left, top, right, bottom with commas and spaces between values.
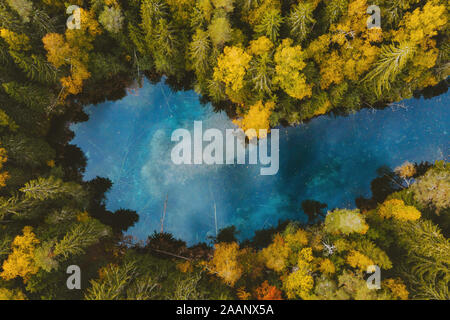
288, 1, 316, 41
20, 176, 84, 202
53, 219, 110, 259
255, 8, 284, 42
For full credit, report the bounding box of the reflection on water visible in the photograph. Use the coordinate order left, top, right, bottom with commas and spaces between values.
71, 80, 449, 244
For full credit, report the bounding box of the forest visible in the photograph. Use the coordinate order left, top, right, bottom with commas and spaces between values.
0, 0, 449, 300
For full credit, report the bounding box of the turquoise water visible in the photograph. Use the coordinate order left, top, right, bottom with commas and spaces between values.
71, 80, 449, 244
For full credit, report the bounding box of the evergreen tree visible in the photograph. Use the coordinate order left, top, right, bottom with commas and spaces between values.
53, 219, 110, 259
364, 42, 415, 97
20, 176, 85, 202
255, 8, 284, 42
288, 1, 316, 41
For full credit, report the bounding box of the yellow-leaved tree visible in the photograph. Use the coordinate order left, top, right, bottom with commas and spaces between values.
233, 100, 275, 139
213, 46, 252, 101
43, 8, 101, 100
207, 242, 243, 286
377, 199, 421, 221
392, 1, 448, 87
346, 250, 374, 272
0, 226, 40, 282
260, 233, 291, 272
282, 247, 314, 299
247, 36, 273, 56
0, 29, 31, 52
273, 38, 312, 100
0, 288, 27, 300
383, 278, 409, 300
0, 146, 9, 188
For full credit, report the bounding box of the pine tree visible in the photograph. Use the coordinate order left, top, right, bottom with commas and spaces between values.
248, 52, 275, 94
128, 22, 148, 56
1, 134, 55, 168
2, 81, 54, 111
364, 42, 415, 97
30, 9, 56, 36
153, 18, 182, 76
255, 8, 284, 42
126, 274, 160, 300
288, 1, 316, 41
141, 0, 168, 30
53, 219, 110, 259
20, 176, 84, 202
396, 219, 450, 299
189, 29, 211, 76
0, 193, 40, 220
85, 261, 137, 300
7, 52, 58, 85
324, 0, 348, 24
207, 78, 226, 102
172, 272, 203, 299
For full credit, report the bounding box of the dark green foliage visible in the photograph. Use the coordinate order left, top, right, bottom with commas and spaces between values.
213, 225, 240, 243
2, 81, 54, 112
0, 134, 54, 169
301, 199, 327, 224
7, 52, 58, 85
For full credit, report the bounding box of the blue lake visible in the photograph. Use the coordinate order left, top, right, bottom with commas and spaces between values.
71, 80, 449, 244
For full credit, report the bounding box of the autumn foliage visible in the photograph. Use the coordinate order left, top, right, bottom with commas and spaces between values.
255, 281, 282, 300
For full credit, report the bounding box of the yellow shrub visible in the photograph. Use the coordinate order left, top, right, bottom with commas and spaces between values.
346, 250, 374, 273
0, 226, 40, 282
378, 199, 421, 221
